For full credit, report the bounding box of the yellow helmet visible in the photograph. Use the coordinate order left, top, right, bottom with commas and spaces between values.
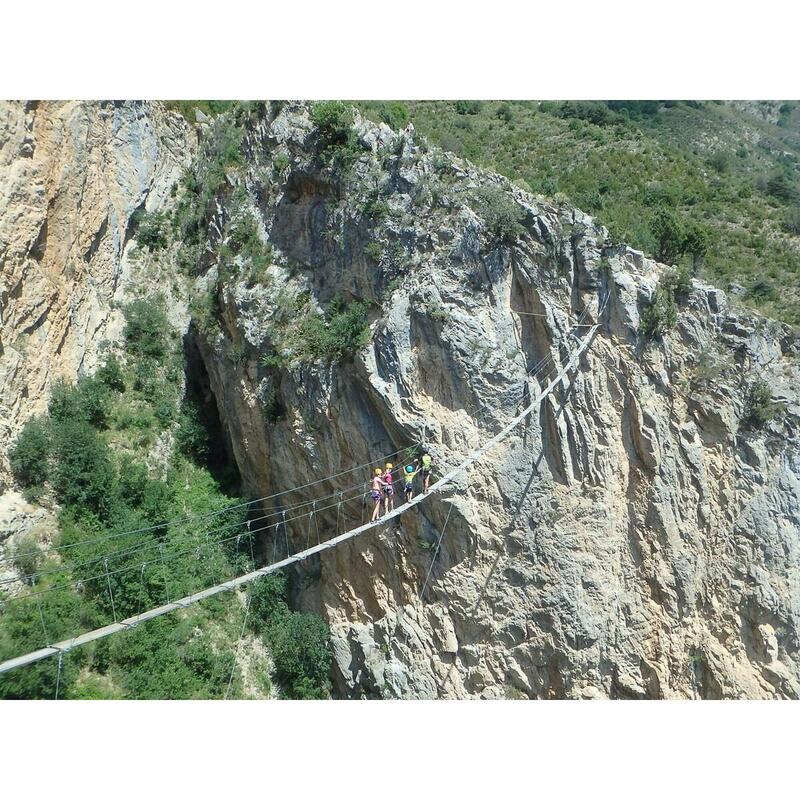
385, 463, 393, 470
374, 468, 383, 475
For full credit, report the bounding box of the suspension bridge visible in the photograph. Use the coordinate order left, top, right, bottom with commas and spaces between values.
0, 309, 603, 677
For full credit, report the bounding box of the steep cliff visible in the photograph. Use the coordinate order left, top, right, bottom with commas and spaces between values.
2, 101, 798, 699
186, 103, 800, 698
0, 100, 194, 486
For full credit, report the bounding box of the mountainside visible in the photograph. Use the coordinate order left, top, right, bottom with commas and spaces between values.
1, 101, 799, 698
357, 100, 800, 326
0, 100, 194, 484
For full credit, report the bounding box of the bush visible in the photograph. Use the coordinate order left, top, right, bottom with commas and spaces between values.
49, 377, 111, 430
682, 222, 710, 270
741, 379, 780, 430
299, 297, 370, 363
455, 100, 482, 115
661, 264, 693, 302
175, 397, 213, 463
639, 284, 678, 339
50, 419, 120, 520
782, 207, 800, 236
227, 214, 271, 273
133, 209, 169, 252
765, 172, 796, 203
496, 103, 514, 123
707, 151, 730, 173
261, 385, 286, 423
748, 279, 777, 302
248, 573, 288, 632
267, 612, 331, 699
556, 101, 615, 126
96, 354, 126, 392
378, 101, 409, 130
363, 241, 382, 263
474, 187, 526, 243
0, 587, 83, 698
123, 297, 170, 362
10, 417, 51, 489
649, 206, 685, 263
361, 196, 390, 222
310, 101, 362, 168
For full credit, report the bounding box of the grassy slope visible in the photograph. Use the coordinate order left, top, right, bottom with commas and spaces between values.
357, 100, 800, 325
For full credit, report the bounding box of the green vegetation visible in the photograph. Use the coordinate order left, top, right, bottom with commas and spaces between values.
299, 296, 370, 363
163, 100, 237, 123
123, 296, 171, 361
261, 385, 286, 424
455, 100, 483, 115
376, 101, 409, 130
132, 209, 170, 252
639, 265, 694, 340
247, 574, 332, 699
2, 285, 331, 699
472, 186, 526, 243
220, 212, 272, 285
356, 100, 800, 324
310, 101, 363, 169
172, 104, 259, 278
741, 379, 782, 430
363, 241, 383, 262
9, 417, 51, 493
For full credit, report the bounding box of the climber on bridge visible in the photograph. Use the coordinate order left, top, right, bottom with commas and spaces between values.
420, 450, 433, 493
403, 463, 420, 501
383, 463, 396, 514
371, 468, 387, 521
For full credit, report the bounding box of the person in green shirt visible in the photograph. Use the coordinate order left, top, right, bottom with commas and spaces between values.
420, 451, 433, 493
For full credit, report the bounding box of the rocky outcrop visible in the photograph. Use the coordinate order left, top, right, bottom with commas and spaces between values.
191, 103, 800, 698
0, 100, 193, 485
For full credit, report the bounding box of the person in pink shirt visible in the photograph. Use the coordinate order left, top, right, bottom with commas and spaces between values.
383, 462, 396, 514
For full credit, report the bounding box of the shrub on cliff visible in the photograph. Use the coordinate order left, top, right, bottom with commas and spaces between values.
473, 187, 526, 243
267, 611, 331, 699
455, 100, 482, 115
49, 377, 111, 430
299, 296, 370, 363
741, 379, 781, 430
50, 418, 120, 521
310, 101, 363, 168
639, 283, 678, 340
123, 296, 170, 362
96, 354, 126, 392
132, 209, 169, 252
649, 206, 685, 264
378, 101, 409, 130
10, 417, 52, 490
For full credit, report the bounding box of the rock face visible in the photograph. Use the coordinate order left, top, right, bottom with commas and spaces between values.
192, 103, 800, 698
2, 101, 799, 699
0, 100, 193, 485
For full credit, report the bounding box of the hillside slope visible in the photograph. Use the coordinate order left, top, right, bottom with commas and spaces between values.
357, 100, 800, 326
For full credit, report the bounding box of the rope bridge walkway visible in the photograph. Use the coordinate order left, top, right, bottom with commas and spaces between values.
0, 316, 601, 676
